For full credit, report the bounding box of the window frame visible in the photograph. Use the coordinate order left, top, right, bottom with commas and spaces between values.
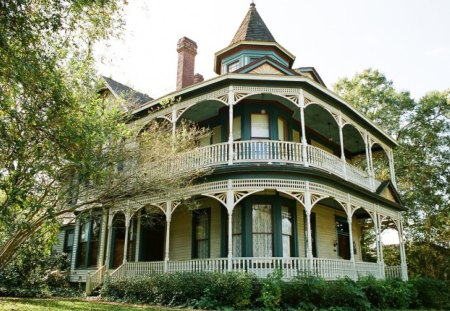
192, 208, 211, 259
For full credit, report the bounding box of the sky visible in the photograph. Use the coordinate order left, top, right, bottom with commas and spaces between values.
95, 0, 450, 101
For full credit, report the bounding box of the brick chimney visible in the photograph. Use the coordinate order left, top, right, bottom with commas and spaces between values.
176, 37, 197, 90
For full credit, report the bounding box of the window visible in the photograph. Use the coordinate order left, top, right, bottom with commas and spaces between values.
232, 205, 242, 257
88, 216, 101, 267
233, 116, 241, 141
293, 129, 301, 143
193, 209, 210, 258
251, 113, 270, 139
252, 204, 272, 257
212, 125, 222, 144
281, 206, 293, 257
76, 214, 102, 268
227, 61, 240, 73
336, 217, 350, 260
278, 117, 288, 141
63, 229, 75, 263
76, 221, 88, 268
199, 133, 211, 146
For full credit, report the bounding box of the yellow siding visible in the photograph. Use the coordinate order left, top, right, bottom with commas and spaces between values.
169, 198, 222, 260
311, 139, 334, 154
380, 187, 397, 202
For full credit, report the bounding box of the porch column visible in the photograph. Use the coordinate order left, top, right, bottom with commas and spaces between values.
365, 133, 375, 191
228, 86, 235, 165
377, 213, 385, 278
347, 213, 356, 280
123, 209, 131, 264
305, 182, 313, 272
388, 149, 398, 188
338, 112, 347, 179
226, 180, 235, 271
171, 108, 177, 138
164, 201, 173, 272
398, 217, 408, 280
104, 210, 114, 269
135, 209, 142, 261
299, 90, 308, 166
98, 208, 108, 268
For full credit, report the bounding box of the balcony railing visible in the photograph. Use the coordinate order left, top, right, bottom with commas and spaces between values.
108, 258, 393, 281
170, 140, 379, 191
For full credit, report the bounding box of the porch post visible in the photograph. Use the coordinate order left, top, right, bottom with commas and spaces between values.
398, 217, 408, 280
98, 208, 108, 268
347, 213, 357, 280
228, 86, 234, 165
164, 201, 172, 272
388, 149, 398, 189
365, 133, 375, 191
135, 209, 141, 261
226, 180, 235, 271
105, 210, 114, 269
377, 212, 385, 278
305, 182, 313, 272
299, 89, 308, 166
123, 209, 131, 264
338, 112, 347, 179
171, 108, 177, 138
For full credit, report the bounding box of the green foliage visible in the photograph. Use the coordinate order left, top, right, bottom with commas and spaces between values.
334, 70, 450, 281
102, 272, 448, 310
0, 232, 80, 298
410, 277, 450, 309
101, 272, 255, 309
258, 269, 283, 309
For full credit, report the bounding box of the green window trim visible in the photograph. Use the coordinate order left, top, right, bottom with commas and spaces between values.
76, 213, 102, 269
191, 208, 211, 259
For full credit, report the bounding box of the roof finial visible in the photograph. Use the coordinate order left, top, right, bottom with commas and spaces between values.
250, 1, 255, 7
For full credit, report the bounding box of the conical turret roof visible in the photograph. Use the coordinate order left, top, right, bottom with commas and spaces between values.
230, 3, 275, 45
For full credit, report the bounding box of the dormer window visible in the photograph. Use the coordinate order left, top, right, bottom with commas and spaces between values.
227, 61, 240, 73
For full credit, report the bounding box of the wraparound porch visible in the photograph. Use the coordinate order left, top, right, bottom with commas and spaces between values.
85, 257, 402, 294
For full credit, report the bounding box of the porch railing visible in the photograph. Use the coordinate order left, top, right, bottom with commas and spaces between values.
108, 258, 390, 281
170, 141, 377, 191
385, 265, 402, 279
85, 265, 106, 296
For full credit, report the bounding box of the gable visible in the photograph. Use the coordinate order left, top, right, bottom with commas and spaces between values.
380, 187, 397, 203
249, 63, 284, 75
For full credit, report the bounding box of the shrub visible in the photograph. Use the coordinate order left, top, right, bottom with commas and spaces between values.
258, 269, 283, 309
410, 276, 450, 309
383, 277, 417, 309
358, 275, 388, 308
101, 271, 254, 309
282, 274, 327, 308
322, 278, 370, 310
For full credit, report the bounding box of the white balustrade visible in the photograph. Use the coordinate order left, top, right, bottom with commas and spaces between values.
385, 265, 402, 279
108, 258, 384, 281
355, 261, 383, 278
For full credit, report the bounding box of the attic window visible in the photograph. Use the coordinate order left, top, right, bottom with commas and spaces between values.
227, 61, 240, 73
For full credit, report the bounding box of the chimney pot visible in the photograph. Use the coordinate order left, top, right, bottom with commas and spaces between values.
194, 73, 204, 84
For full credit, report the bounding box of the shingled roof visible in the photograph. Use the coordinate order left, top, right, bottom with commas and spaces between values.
230, 3, 275, 45
102, 76, 152, 106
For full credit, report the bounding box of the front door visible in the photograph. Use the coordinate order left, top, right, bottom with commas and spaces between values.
111, 214, 125, 268
336, 217, 350, 260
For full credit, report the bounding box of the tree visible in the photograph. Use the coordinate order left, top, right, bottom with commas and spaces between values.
334, 69, 449, 279
0, 1, 209, 269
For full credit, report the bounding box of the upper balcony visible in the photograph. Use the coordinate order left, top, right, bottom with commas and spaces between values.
135, 80, 398, 193
171, 140, 380, 191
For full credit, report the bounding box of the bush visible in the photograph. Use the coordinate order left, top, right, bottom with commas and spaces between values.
383, 277, 417, 309
101, 271, 255, 309
0, 251, 78, 298
358, 276, 388, 308
410, 277, 450, 309
322, 278, 370, 310
282, 274, 327, 308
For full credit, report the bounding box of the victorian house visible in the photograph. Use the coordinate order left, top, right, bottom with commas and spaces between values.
53, 3, 408, 294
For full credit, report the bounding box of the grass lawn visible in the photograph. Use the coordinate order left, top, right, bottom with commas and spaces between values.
0, 298, 184, 311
